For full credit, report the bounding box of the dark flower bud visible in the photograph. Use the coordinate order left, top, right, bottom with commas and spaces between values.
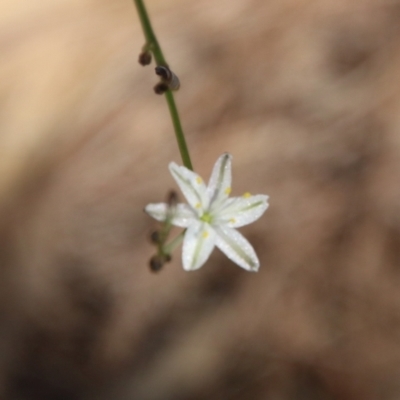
167, 190, 178, 207
149, 255, 164, 272
154, 82, 169, 95
150, 231, 161, 244
155, 66, 180, 91
138, 51, 152, 66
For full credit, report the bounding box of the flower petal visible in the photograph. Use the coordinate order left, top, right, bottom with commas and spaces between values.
169, 162, 208, 214
214, 226, 259, 271
182, 221, 216, 271
145, 203, 196, 227
144, 203, 168, 222
207, 153, 232, 210
216, 194, 269, 228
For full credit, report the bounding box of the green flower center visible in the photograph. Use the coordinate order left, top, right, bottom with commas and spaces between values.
200, 212, 213, 224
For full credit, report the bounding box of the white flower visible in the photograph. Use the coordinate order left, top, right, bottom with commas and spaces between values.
145, 153, 269, 271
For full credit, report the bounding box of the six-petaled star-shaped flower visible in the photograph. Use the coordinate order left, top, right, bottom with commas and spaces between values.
145, 153, 269, 271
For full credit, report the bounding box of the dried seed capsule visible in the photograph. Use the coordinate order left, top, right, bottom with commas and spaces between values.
155, 66, 180, 91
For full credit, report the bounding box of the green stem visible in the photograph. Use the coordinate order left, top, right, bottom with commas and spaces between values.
163, 230, 185, 255
133, 0, 193, 171
165, 91, 193, 170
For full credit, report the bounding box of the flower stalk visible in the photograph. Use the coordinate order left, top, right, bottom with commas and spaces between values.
133, 0, 193, 171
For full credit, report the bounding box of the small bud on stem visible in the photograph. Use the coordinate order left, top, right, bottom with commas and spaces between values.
154, 82, 169, 95
155, 66, 180, 91
138, 51, 152, 66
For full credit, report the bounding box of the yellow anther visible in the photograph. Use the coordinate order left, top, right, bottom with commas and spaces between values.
224, 187, 232, 195
243, 192, 252, 198
229, 218, 236, 224
196, 177, 203, 184
202, 231, 209, 238
195, 203, 201, 209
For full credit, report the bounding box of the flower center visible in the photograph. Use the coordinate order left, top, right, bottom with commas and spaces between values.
200, 212, 213, 224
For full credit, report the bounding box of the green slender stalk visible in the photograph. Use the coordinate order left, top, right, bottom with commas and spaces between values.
133, 0, 193, 171
163, 230, 185, 255
164, 91, 193, 170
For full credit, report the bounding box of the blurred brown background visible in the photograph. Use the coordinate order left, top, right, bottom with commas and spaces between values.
1, 0, 400, 399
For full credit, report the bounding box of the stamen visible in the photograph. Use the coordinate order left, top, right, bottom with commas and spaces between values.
243, 192, 251, 198
202, 231, 209, 238
225, 187, 232, 195
195, 203, 201, 209
229, 218, 236, 224
196, 177, 203, 184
